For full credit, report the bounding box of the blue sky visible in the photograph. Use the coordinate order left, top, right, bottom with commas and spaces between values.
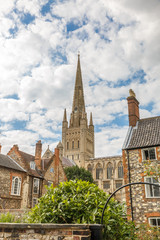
0, 0, 160, 157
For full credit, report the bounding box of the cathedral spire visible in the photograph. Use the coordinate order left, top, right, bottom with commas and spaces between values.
72, 53, 85, 113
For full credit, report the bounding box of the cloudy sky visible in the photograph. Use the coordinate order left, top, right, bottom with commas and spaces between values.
0, 0, 160, 157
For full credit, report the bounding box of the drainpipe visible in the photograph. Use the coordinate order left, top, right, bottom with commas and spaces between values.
126, 150, 134, 221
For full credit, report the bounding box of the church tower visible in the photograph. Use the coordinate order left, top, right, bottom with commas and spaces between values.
62, 54, 94, 167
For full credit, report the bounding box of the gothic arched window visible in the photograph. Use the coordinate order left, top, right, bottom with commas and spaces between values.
87, 164, 92, 173
11, 176, 21, 196
96, 163, 103, 180
107, 163, 113, 179
118, 161, 123, 178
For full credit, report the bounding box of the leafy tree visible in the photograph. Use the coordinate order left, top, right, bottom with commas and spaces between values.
26, 180, 135, 240
64, 165, 94, 183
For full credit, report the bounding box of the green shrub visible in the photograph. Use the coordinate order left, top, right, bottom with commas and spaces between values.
135, 223, 160, 240
26, 180, 135, 240
64, 165, 94, 183
0, 212, 21, 223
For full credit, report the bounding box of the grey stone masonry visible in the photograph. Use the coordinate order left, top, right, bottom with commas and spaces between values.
0, 223, 103, 240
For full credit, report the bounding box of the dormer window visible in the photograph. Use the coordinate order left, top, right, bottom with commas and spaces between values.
142, 148, 156, 160
30, 161, 35, 170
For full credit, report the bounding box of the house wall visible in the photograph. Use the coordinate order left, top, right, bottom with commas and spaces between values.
8, 146, 27, 170
123, 147, 160, 223
0, 167, 25, 209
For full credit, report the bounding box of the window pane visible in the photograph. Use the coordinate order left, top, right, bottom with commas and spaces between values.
14, 178, 18, 194
116, 181, 122, 189
96, 168, 102, 179
103, 182, 110, 189
150, 218, 157, 226
157, 219, 160, 226
88, 165, 92, 173
118, 162, 123, 178
107, 163, 113, 179
11, 177, 21, 196
33, 178, 39, 194
149, 149, 156, 160
144, 150, 149, 160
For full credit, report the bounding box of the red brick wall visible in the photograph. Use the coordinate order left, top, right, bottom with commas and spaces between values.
127, 96, 139, 127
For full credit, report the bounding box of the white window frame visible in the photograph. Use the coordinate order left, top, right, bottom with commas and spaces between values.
11, 176, 21, 196
149, 217, 160, 227
145, 177, 160, 198
142, 147, 157, 161
30, 161, 35, 170
33, 178, 39, 194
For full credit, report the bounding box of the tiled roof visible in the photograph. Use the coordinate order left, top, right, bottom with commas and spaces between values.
0, 154, 26, 172
19, 151, 43, 178
125, 116, 160, 149
62, 157, 76, 167
43, 158, 52, 171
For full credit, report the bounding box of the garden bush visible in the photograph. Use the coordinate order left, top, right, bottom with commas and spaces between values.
0, 212, 21, 223
27, 180, 135, 240
64, 165, 94, 183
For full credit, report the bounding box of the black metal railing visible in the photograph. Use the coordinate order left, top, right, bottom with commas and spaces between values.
101, 181, 160, 224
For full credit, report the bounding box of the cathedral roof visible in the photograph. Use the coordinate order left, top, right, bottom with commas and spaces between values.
123, 116, 160, 149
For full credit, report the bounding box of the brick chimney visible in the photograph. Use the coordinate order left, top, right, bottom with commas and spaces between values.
127, 89, 140, 127
35, 140, 42, 170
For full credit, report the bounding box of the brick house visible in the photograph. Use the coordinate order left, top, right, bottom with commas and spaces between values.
0, 153, 26, 209
123, 90, 160, 226
5, 141, 67, 209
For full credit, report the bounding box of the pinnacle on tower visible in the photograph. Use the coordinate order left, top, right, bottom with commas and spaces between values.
63, 108, 67, 122
89, 112, 93, 125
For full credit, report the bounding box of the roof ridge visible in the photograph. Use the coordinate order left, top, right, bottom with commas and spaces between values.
19, 150, 34, 157
140, 116, 160, 121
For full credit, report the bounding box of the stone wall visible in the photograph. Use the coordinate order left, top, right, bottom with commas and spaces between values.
123, 148, 160, 223
0, 223, 103, 240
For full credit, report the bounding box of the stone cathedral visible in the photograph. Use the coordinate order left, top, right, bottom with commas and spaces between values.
62, 54, 94, 167
61, 55, 125, 202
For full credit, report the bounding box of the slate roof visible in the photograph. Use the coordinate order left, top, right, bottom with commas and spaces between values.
124, 116, 160, 149
18, 151, 43, 178
62, 157, 76, 168
0, 153, 26, 172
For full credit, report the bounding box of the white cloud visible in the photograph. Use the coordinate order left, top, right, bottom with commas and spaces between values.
0, 0, 160, 158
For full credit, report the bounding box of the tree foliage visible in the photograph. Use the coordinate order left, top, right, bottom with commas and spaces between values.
64, 165, 94, 183
26, 180, 135, 240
